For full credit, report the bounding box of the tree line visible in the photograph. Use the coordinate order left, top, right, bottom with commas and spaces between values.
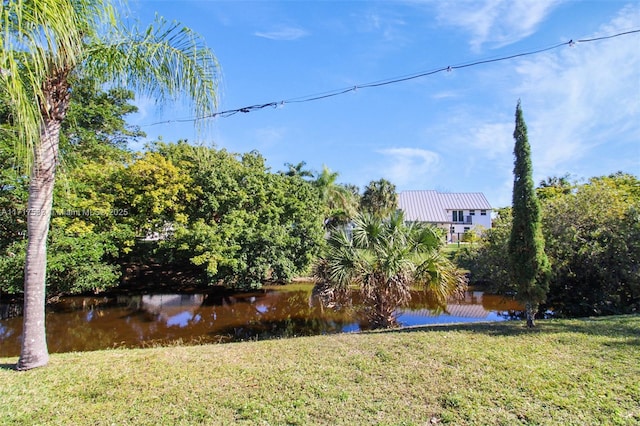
458, 171, 640, 318
0, 79, 405, 296
3, 86, 637, 320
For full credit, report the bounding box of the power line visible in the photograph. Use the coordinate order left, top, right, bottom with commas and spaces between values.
143, 28, 640, 127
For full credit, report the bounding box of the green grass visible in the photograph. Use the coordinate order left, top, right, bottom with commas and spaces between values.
442, 243, 468, 260
1, 315, 639, 425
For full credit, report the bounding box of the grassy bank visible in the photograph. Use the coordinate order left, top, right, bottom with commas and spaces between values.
1, 316, 638, 425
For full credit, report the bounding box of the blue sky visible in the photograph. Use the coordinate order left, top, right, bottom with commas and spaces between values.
127, 0, 639, 208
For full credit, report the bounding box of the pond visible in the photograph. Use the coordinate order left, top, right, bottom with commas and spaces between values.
0, 284, 522, 357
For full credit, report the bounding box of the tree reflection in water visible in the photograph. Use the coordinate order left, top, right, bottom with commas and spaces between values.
0, 284, 521, 357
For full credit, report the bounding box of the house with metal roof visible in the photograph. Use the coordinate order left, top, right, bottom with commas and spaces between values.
398, 190, 492, 242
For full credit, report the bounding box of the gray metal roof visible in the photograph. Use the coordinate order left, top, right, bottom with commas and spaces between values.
398, 190, 492, 223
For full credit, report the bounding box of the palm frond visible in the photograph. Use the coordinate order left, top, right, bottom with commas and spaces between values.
415, 251, 468, 309
327, 227, 351, 250
410, 223, 442, 253
84, 15, 219, 133
1, 0, 109, 167
352, 212, 384, 250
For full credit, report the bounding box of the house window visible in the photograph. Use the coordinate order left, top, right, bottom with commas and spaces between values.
452, 210, 464, 222
469, 210, 475, 215
480, 210, 487, 216
464, 227, 470, 232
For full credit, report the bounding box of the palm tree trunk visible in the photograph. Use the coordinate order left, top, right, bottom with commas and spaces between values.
16, 118, 61, 371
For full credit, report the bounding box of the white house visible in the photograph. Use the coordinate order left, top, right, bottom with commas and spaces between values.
398, 190, 492, 242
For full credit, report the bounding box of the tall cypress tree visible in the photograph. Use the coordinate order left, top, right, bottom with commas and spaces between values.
508, 100, 551, 327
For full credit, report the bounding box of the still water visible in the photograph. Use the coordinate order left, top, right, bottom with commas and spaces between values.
0, 284, 522, 357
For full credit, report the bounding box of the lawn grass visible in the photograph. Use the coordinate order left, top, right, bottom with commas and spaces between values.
442, 243, 469, 260
1, 315, 638, 425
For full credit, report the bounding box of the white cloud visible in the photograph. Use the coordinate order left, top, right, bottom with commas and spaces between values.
433, 0, 563, 50
468, 122, 513, 159
428, 4, 640, 205
359, 11, 406, 41
422, 112, 515, 206
254, 26, 309, 41
513, 4, 640, 178
130, 94, 156, 122
376, 147, 441, 187
254, 126, 287, 147
431, 91, 459, 100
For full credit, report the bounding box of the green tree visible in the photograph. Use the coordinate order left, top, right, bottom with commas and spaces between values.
592, 171, 640, 200
154, 143, 325, 289
456, 208, 513, 293
508, 101, 550, 328
0, 90, 29, 259
315, 211, 467, 328
536, 174, 573, 200
112, 151, 193, 237
1, 0, 219, 370
59, 78, 141, 167
457, 172, 639, 318
542, 173, 640, 316
360, 178, 398, 218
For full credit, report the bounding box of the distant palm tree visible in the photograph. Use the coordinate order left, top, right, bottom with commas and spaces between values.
313, 165, 359, 229
1, 0, 219, 370
282, 161, 314, 179
314, 211, 467, 328
360, 178, 398, 218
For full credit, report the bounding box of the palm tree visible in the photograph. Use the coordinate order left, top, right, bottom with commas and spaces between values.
314, 211, 467, 328
313, 165, 359, 229
282, 161, 314, 179
1, 0, 219, 370
360, 178, 398, 218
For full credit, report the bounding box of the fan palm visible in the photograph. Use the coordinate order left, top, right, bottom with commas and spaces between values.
315, 211, 467, 328
1, 0, 219, 370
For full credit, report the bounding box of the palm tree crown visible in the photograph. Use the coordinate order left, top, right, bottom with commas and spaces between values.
313, 165, 359, 229
315, 211, 467, 328
360, 178, 398, 218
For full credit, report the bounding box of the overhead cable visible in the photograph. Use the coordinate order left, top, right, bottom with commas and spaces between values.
143, 28, 640, 127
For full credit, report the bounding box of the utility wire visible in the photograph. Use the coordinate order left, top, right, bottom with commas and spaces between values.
143, 28, 640, 127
